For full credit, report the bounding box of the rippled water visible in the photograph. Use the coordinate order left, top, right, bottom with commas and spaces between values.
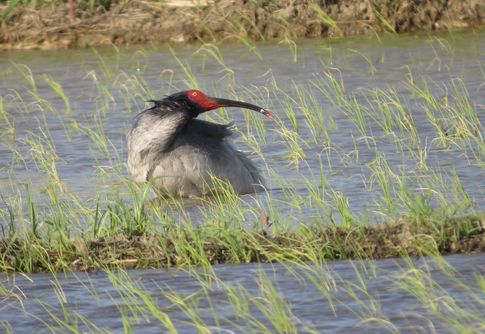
1, 254, 484, 333
1, 30, 484, 217
1, 30, 485, 332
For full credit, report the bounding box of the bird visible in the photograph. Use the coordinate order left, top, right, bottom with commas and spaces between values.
127, 89, 274, 198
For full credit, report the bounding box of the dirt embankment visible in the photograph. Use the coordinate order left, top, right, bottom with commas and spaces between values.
0, 0, 484, 50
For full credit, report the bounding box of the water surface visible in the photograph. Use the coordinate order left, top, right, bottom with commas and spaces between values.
1, 30, 485, 332
1, 254, 484, 333
1, 30, 484, 219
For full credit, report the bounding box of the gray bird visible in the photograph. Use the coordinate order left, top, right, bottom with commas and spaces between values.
127, 89, 274, 197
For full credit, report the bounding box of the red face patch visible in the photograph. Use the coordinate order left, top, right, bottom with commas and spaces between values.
186, 90, 223, 110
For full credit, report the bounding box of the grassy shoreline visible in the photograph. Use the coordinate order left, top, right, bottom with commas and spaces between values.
1, 0, 484, 50
2, 212, 483, 273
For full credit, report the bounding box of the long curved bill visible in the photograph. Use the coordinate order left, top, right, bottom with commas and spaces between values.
212, 97, 275, 120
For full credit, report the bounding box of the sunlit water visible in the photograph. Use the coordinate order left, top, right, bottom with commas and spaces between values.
1, 31, 484, 219
1, 254, 484, 333
1, 30, 485, 332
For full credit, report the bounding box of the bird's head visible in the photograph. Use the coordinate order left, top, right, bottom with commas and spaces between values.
166, 89, 275, 120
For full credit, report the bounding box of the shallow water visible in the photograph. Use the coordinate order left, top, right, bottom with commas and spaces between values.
1, 30, 485, 332
1, 254, 484, 333
0, 30, 484, 221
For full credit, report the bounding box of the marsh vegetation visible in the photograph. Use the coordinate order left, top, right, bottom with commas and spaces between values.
0, 29, 484, 332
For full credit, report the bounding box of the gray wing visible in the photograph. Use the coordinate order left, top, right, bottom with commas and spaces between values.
150, 120, 264, 196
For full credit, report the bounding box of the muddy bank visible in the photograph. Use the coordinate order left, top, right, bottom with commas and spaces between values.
0, 0, 484, 50
1, 215, 484, 272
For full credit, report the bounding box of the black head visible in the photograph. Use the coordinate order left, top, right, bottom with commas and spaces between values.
164, 90, 275, 119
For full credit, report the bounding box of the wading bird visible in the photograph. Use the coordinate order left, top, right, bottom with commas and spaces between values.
127, 90, 274, 197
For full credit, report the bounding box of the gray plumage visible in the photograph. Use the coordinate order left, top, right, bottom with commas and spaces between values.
127, 92, 266, 197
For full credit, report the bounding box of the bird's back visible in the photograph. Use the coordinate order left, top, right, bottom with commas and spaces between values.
127, 110, 264, 197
